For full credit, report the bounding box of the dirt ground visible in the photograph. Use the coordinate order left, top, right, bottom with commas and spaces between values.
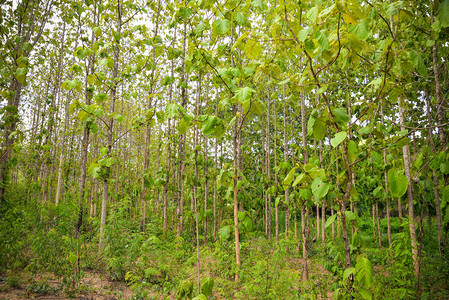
0, 271, 133, 300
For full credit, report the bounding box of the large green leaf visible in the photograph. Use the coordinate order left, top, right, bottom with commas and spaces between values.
440, 162, 449, 175
202, 116, 218, 135
251, 0, 266, 11
63, 79, 81, 91
373, 186, 384, 198
356, 256, 373, 289
325, 214, 337, 228
246, 99, 265, 116
236, 12, 247, 26
15, 67, 28, 84
244, 39, 262, 59
194, 22, 207, 36
292, 173, 306, 186
298, 27, 313, 42
165, 103, 179, 119
308, 114, 326, 141
311, 177, 329, 198
409, 50, 428, 79
343, 267, 355, 282
437, 0, 449, 28
283, 167, 298, 187
331, 131, 347, 148
298, 188, 311, 199
315, 30, 330, 51
214, 19, 230, 35
235, 86, 255, 103
218, 225, 231, 240
332, 107, 350, 124
443, 185, 449, 204
349, 19, 369, 40
307, 6, 318, 23
387, 168, 408, 198
358, 288, 373, 300
345, 210, 358, 221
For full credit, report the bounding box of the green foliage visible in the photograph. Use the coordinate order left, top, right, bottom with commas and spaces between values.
437, 0, 449, 28
331, 131, 347, 148
387, 168, 408, 198
200, 277, 214, 296
311, 177, 330, 199
325, 214, 337, 228
1, 1, 449, 299
176, 279, 193, 299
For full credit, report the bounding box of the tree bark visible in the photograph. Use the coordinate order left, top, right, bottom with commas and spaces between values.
78, 2, 98, 239
99, 2, 121, 252
283, 84, 290, 250
425, 89, 443, 253
274, 93, 279, 244
398, 95, 419, 277
300, 74, 308, 280
266, 90, 272, 240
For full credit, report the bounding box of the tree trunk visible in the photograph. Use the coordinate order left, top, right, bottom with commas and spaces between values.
233, 101, 242, 282
78, 3, 98, 237
432, 43, 446, 147
176, 8, 187, 238
381, 106, 392, 247
300, 71, 308, 280
273, 93, 279, 244
301, 204, 308, 281
321, 202, 325, 245
193, 90, 201, 292
163, 26, 177, 235
376, 202, 382, 250
266, 90, 271, 240
99, 3, 121, 252
283, 84, 290, 250
425, 89, 443, 253
398, 95, 419, 277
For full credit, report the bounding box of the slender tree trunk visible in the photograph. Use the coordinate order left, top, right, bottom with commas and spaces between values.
341, 203, 351, 268
163, 27, 177, 235
55, 92, 71, 205
78, 4, 98, 240
316, 205, 320, 241
99, 3, 121, 252
213, 114, 218, 240
54, 23, 71, 205
381, 106, 392, 247
233, 103, 242, 282
266, 90, 272, 240
372, 204, 376, 240
331, 205, 335, 240
193, 87, 201, 292
274, 94, 279, 244
376, 202, 382, 250
176, 8, 188, 238
283, 84, 290, 250
398, 95, 419, 277
300, 72, 308, 280
321, 201, 325, 245
425, 90, 443, 253
301, 204, 308, 281
432, 43, 446, 147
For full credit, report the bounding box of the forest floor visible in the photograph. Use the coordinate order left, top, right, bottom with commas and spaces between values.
0, 271, 132, 300
0, 255, 335, 299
